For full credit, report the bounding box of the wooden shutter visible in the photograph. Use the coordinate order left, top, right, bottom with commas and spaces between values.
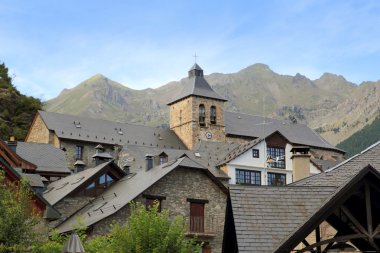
190, 202, 204, 233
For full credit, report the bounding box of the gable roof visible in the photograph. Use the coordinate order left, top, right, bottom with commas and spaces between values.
13, 142, 71, 174
55, 155, 227, 233
32, 111, 186, 150
224, 111, 343, 153
43, 161, 124, 205
229, 185, 337, 253
293, 141, 380, 187
167, 64, 227, 105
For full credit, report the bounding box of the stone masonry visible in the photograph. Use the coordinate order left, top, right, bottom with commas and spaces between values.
90, 167, 227, 253
170, 96, 226, 150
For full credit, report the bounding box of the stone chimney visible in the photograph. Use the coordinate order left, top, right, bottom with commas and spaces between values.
290, 146, 311, 182
145, 154, 154, 171
74, 160, 86, 173
7, 136, 17, 152
122, 163, 131, 174
92, 144, 112, 166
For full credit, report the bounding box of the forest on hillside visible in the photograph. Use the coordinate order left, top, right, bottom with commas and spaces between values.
337, 116, 380, 158
0, 62, 42, 141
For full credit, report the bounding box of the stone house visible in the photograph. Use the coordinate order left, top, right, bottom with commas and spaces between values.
54, 154, 227, 253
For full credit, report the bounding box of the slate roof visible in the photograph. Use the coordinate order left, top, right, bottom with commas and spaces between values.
43, 161, 122, 205
167, 64, 227, 105
228, 141, 380, 252
229, 185, 337, 253
35, 110, 186, 150
55, 155, 222, 233
20, 173, 45, 188
121, 141, 238, 178
14, 142, 71, 174
218, 138, 263, 166
224, 111, 343, 153
294, 141, 380, 187
310, 158, 343, 172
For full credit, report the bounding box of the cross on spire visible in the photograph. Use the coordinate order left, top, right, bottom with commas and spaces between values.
193, 53, 198, 63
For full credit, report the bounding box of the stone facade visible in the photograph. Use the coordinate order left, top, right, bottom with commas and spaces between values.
26, 114, 51, 144
90, 167, 227, 253
169, 96, 226, 150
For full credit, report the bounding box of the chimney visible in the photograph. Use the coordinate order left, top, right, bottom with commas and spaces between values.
145, 154, 154, 171
7, 136, 17, 152
122, 163, 131, 174
291, 146, 311, 182
74, 160, 86, 173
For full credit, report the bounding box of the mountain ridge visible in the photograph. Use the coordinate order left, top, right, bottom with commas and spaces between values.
44, 63, 380, 146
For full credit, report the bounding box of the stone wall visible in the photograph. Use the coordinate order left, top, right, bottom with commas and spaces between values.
60, 139, 118, 170
169, 96, 226, 150
26, 114, 50, 144
52, 196, 94, 227
90, 167, 227, 253
310, 148, 345, 161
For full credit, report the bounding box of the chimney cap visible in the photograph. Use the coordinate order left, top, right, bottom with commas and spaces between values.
290, 146, 310, 152
145, 154, 154, 158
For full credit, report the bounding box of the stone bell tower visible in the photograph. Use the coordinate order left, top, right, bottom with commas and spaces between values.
167, 63, 227, 150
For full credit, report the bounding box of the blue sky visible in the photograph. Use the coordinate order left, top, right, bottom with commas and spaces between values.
1, 0, 380, 100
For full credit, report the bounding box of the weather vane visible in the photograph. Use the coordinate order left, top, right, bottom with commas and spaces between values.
193, 53, 198, 63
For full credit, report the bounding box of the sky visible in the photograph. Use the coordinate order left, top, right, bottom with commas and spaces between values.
1, 0, 380, 100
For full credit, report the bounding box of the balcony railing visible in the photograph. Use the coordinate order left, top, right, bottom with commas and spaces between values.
186, 215, 217, 236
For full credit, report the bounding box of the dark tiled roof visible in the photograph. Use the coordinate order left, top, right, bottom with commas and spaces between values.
43, 161, 122, 205
225, 111, 343, 153
229, 185, 337, 253
310, 158, 343, 172
14, 142, 71, 174
167, 64, 227, 105
37, 111, 186, 150
218, 138, 263, 166
293, 141, 380, 187
56, 155, 221, 233
20, 173, 44, 188
121, 141, 238, 178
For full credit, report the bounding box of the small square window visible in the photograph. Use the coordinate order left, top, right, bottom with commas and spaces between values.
252, 149, 259, 158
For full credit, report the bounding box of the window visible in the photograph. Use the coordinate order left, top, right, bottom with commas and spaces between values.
252, 149, 259, 158
210, 106, 216, 124
267, 172, 286, 186
266, 146, 285, 168
199, 104, 205, 126
75, 146, 83, 160
159, 154, 168, 165
144, 194, 165, 212
236, 169, 261, 185
190, 202, 205, 233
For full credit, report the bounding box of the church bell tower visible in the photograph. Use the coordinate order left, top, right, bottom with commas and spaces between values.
167, 63, 227, 150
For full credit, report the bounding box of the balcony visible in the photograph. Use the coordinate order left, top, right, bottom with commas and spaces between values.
186, 215, 217, 238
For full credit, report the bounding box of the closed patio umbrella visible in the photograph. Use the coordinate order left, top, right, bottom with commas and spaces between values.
62, 232, 85, 253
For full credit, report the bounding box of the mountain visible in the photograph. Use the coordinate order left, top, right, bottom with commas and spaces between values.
45, 64, 380, 146
337, 116, 380, 158
0, 62, 42, 141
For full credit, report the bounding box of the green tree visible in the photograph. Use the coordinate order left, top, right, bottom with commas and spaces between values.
0, 62, 42, 141
0, 172, 42, 252
85, 202, 201, 253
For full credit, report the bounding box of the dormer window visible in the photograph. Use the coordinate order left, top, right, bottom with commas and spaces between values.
199, 104, 205, 126
210, 106, 216, 124
159, 154, 168, 165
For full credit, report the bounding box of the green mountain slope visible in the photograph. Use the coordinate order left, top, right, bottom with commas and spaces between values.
0, 62, 42, 141
337, 115, 380, 158
45, 63, 380, 145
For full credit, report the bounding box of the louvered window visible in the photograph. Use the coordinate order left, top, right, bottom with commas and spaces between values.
210, 106, 216, 124
199, 104, 205, 126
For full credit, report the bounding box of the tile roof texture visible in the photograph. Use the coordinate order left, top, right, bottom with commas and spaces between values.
229, 185, 337, 253
224, 111, 343, 153
167, 64, 227, 105
122, 141, 238, 178
293, 141, 380, 187
20, 172, 45, 188
55, 155, 216, 233
14, 141, 71, 174
37, 110, 186, 150
43, 161, 121, 205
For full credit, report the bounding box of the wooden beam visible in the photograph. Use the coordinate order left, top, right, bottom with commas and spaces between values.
365, 182, 373, 236
373, 224, 380, 237
296, 234, 366, 253
315, 226, 321, 253
341, 206, 370, 237
302, 239, 317, 253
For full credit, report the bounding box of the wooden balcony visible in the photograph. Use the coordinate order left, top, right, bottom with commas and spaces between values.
186, 215, 217, 238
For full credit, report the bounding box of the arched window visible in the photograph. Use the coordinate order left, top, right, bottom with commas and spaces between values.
199, 104, 205, 126
210, 106, 216, 124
